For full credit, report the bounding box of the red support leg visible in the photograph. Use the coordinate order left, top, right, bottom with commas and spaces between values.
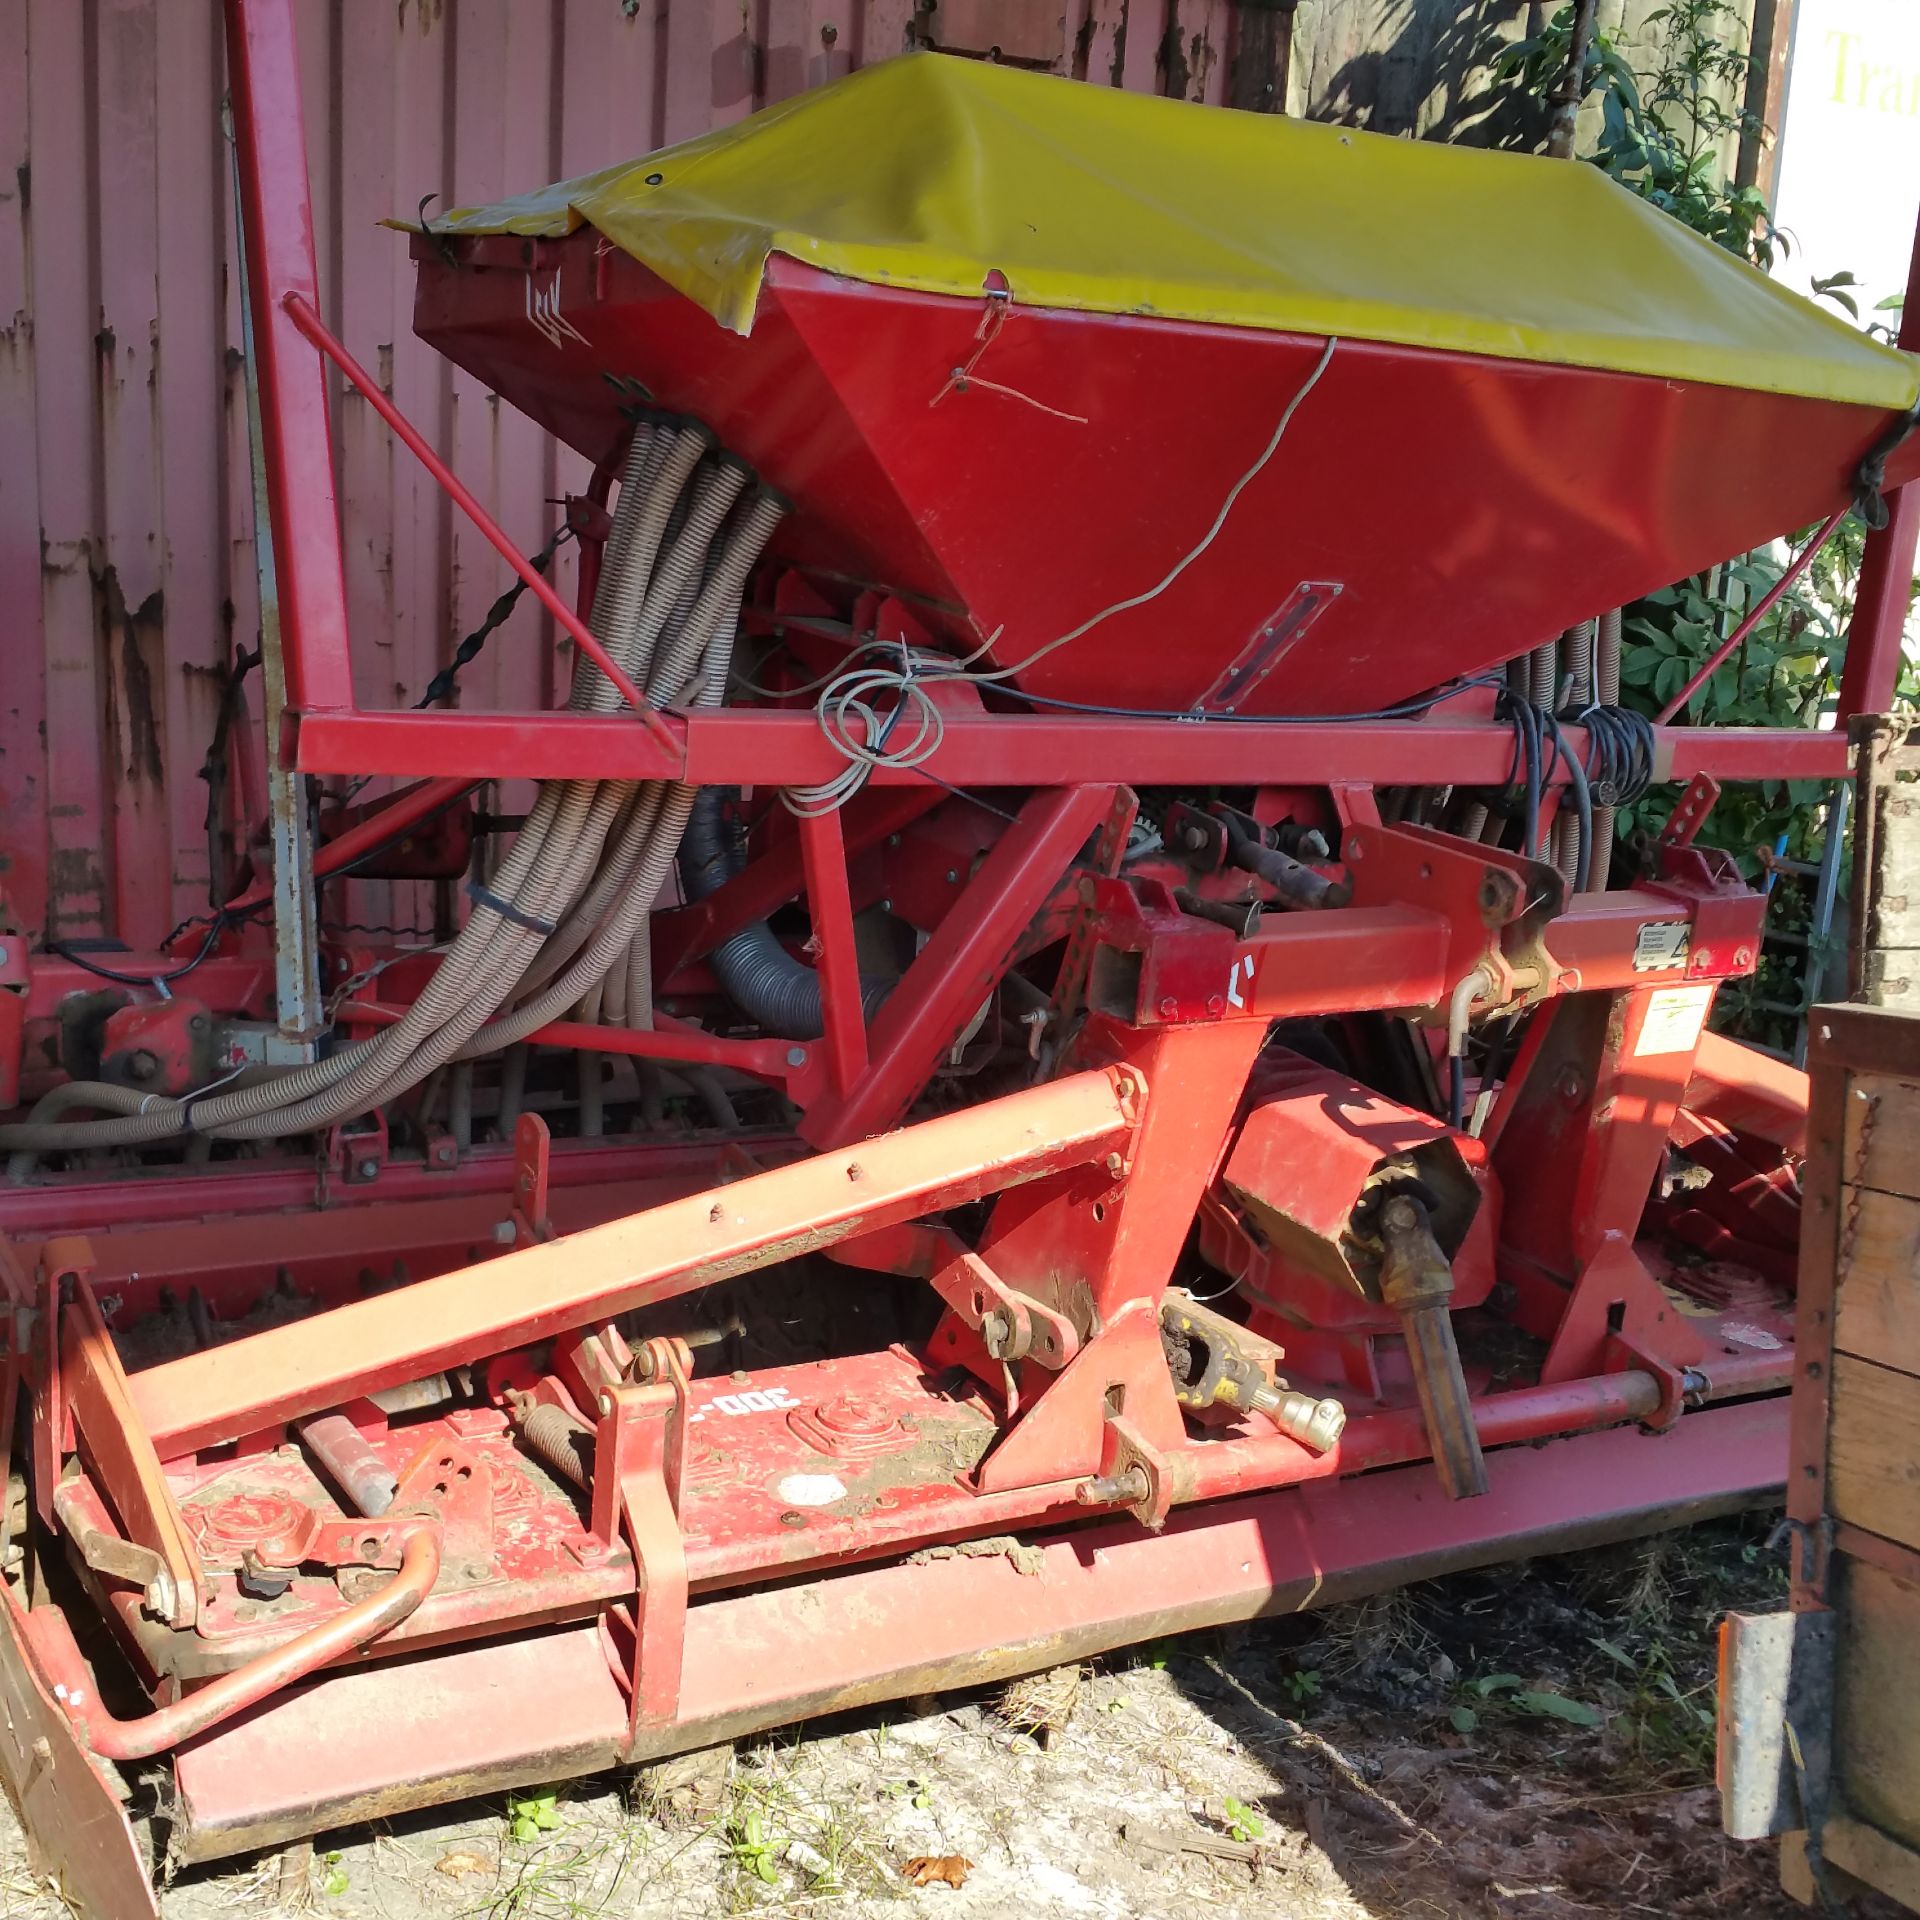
795, 806, 868, 1096
801, 784, 1119, 1147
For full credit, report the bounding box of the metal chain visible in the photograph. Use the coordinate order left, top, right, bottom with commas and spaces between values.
415, 524, 575, 710
1837, 1086, 1879, 1274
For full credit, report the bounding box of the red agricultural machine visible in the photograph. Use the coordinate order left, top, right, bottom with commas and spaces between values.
3, 4, 1919, 1911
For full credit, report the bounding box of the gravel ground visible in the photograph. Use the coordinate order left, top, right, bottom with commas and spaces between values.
0, 1510, 1896, 1920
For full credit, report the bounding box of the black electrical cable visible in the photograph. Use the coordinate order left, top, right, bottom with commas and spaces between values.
1578, 704, 1655, 807
1493, 687, 1544, 858
1448, 1052, 1466, 1132
1546, 712, 1593, 893
991, 671, 1506, 727
46, 914, 231, 987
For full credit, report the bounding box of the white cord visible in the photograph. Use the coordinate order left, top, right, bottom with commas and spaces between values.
971, 335, 1338, 685
780, 338, 1339, 815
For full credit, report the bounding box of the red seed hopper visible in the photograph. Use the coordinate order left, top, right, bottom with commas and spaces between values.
413, 53, 1920, 713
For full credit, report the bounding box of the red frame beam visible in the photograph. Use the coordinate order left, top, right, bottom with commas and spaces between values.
288, 707, 1851, 787
128, 1067, 1140, 1455
1837, 213, 1920, 720
221, 0, 353, 715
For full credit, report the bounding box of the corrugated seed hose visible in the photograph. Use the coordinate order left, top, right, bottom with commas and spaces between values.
1, 424, 787, 1160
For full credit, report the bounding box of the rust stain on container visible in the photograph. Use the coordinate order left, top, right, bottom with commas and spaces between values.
95, 566, 166, 791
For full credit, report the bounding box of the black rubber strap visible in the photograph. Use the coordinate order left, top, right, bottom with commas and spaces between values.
1856, 400, 1920, 530
466, 880, 557, 936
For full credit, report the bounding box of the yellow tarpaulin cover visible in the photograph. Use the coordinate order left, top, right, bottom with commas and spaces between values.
432, 52, 1918, 412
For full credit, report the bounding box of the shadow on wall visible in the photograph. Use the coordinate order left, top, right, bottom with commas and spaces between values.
1301, 0, 1554, 148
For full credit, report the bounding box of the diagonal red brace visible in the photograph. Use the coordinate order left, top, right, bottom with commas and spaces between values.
129, 1067, 1143, 1456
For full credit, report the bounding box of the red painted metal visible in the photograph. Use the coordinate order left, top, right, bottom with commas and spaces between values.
154, 1395, 1783, 1864
221, 0, 353, 722
41, 1529, 439, 1762
417, 245, 1920, 719
286, 703, 1855, 788
128, 1067, 1141, 1455
1836, 214, 1920, 722
795, 808, 869, 1097
2, 1, 1898, 1891
801, 784, 1118, 1145
282, 292, 660, 727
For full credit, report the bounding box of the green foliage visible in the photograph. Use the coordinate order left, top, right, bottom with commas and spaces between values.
1498, 2, 1775, 262
1494, 4, 1920, 1046
1590, 1633, 1718, 1769
1220, 1795, 1266, 1843
725, 1807, 781, 1886
1452, 1670, 1604, 1733
321, 1850, 350, 1898
1281, 1666, 1322, 1704
507, 1790, 564, 1846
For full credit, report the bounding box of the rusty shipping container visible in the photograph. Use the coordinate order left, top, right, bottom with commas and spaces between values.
0, 0, 1282, 952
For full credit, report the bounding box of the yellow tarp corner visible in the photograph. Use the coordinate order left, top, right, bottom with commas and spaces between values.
430, 52, 1919, 412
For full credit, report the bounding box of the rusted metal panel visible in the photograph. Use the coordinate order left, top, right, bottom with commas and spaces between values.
6, 0, 1286, 952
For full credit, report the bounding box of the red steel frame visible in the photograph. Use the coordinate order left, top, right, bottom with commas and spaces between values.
0, 0, 1914, 1906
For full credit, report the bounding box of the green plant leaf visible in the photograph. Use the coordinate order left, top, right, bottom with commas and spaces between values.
1468, 1673, 1524, 1697
1513, 1690, 1603, 1726
1449, 1705, 1479, 1733
1222, 1795, 1266, 1841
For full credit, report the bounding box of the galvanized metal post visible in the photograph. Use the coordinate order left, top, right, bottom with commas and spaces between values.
228, 119, 322, 1056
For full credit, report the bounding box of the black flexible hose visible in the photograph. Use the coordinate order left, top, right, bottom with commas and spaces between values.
679, 788, 890, 1041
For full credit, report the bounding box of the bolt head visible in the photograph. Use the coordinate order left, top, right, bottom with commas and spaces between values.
786, 1046, 806, 1067
356, 1158, 379, 1180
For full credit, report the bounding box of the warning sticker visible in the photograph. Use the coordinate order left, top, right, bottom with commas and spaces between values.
1635, 984, 1714, 1057
1632, 920, 1691, 972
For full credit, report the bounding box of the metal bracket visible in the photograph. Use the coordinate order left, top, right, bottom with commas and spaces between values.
927, 1244, 1079, 1368
509, 1112, 553, 1245
1659, 773, 1721, 849
594, 1347, 690, 1736
1772, 1513, 1835, 1608
332, 1109, 388, 1186
1076, 1410, 1172, 1530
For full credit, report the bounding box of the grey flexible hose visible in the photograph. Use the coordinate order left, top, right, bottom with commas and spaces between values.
463, 493, 787, 1059
1591, 607, 1623, 890
1551, 621, 1596, 890
0, 433, 760, 1158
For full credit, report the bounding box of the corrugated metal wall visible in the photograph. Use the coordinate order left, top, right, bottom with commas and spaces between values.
1, 0, 1282, 950
0, 0, 1596, 952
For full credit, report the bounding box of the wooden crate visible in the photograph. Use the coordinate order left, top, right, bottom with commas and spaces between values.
1786, 1004, 1920, 1907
